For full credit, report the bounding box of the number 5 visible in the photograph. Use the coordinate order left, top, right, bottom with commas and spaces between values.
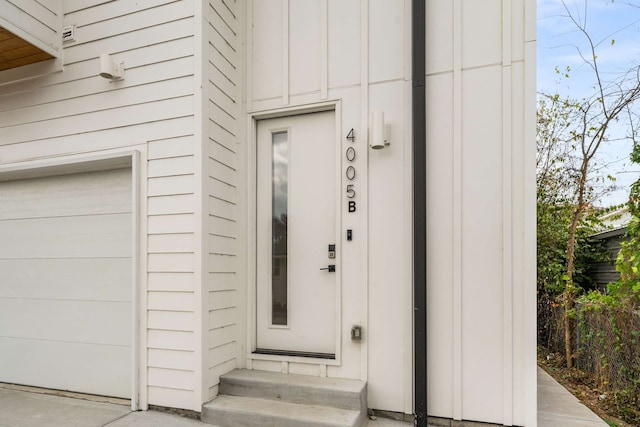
346, 184, 356, 199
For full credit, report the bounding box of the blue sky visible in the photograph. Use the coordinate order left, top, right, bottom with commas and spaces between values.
537, 0, 640, 206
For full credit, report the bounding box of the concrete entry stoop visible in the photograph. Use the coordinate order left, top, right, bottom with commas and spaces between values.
202, 369, 367, 427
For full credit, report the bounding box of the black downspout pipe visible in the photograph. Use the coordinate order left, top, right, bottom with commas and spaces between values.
412, 0, 427, 426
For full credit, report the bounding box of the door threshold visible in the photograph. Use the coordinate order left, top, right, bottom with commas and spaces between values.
253, 348, 335, 360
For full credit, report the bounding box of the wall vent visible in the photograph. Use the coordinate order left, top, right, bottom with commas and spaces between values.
62, 26, 75, 43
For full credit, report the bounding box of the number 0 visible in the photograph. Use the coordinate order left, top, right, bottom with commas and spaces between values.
346, 166, 356, 180
346, 147, 356, 162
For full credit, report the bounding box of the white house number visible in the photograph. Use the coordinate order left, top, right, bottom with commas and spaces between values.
346, 128, 356, 213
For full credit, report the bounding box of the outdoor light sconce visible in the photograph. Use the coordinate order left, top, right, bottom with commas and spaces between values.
99, 53, 124, 81
369, 111, 390, 149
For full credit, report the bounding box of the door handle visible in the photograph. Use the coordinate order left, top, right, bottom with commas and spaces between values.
320, 265, 336, 272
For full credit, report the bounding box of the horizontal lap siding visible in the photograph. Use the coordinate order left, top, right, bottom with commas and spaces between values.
0, 0, 200, 411
206, 0, 240, 400
147, 136, 197, 409
0, 0, 196, 156
0, 0, 61, 55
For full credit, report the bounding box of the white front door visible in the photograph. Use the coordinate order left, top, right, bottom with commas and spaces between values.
256, 111, 338, 358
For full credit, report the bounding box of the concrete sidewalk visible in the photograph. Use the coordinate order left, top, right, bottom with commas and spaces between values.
0, 369, 609, 427
537, 366, 609, 426
0, 386, 410, 427
0, 388, 203, 427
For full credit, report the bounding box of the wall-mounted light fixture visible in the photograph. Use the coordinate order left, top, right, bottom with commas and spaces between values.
369, 111, 390, 149
99, 53, 124, 81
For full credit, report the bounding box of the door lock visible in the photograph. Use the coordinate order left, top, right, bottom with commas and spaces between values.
320, 265, 336, 272
328, 244, 336, 259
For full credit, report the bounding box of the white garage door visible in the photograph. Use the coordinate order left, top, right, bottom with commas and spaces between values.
0, 168, 132, 398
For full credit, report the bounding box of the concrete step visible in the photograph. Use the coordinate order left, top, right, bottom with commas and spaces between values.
218, 369, 367, 411
201, 395, 362, 427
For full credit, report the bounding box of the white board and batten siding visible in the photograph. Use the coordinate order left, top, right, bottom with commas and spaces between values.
205, 0, 242, 400
425, 1, 536, 426
0, 0, 206, 412
247, 0, 414, 413
248, 0, 536, 425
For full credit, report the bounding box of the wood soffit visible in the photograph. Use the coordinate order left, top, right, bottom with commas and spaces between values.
0, 27, 53, 72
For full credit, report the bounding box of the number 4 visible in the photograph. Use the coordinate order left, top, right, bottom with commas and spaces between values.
346, 128, 355, 142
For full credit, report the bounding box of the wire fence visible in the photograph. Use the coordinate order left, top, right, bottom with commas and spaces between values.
539, 294, 640, 388
578, 303, 640, 390
538, 293, 568, 355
